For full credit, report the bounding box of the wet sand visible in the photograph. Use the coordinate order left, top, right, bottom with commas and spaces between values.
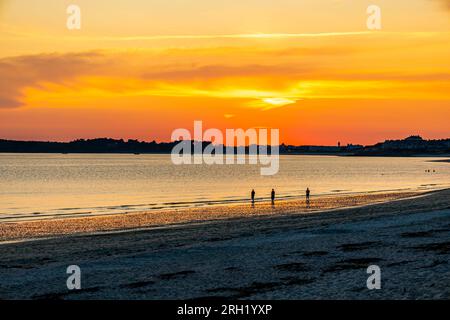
0, 190, 424, 242
0, 189, 449, 299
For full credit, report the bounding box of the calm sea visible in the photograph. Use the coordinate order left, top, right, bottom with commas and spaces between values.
1, 154, 449, 222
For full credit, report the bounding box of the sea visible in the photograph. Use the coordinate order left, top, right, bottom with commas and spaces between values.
1, 153, 449, 222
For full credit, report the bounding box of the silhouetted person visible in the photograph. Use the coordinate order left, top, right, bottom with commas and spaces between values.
306, 187, 311, 208
251, 189, 255, 204
271, 189, 275, 205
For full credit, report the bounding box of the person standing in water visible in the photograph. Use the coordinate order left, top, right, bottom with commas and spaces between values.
306, 188, 311, 207
251, 189, 256, 204
271, 189, 275, 205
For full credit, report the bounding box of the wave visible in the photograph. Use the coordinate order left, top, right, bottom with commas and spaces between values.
1, 184, 448, 223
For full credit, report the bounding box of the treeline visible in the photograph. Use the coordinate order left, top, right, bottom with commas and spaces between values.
0, 138, 187, 153
0, 138, 277, 154
1, 136, 449, 155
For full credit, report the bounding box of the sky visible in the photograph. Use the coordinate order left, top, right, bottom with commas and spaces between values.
0, 0, 449, 145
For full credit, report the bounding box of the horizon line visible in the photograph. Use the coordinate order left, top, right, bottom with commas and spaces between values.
1, 135, 448, 148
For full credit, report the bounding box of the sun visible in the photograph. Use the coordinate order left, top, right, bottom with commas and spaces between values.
262, 98, 296, 107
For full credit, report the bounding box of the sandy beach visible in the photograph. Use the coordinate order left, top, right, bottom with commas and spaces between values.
0, 188, 449, 299
0, 190, 426, 242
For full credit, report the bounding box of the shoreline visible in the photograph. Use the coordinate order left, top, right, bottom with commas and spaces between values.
1, 186, 439, 224
1, 186, 436, 223
0, 189, 440, 243
1, 192, 432, 246
2, 151, 450, 157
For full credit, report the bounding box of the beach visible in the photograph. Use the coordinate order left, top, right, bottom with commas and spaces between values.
0, 188, 449, 299
0, 190, 425, 242
1, 0, 450, 305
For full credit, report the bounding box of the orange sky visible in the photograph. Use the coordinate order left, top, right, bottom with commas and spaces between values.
0, 0, 449, 145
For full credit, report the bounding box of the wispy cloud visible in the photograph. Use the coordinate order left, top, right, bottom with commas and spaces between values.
436, 0, 450, 9
428, 0, 450, 10
89, 31, 372, 42
0, 29, 372, 41
0, 51, 105, 108
1, 43, 449, 110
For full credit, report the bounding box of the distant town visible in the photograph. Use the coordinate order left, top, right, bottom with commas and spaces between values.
0, 135, 449, 156
283, 136, 450, 156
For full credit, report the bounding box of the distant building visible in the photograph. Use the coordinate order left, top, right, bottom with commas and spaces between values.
346, 144, 364, 151
357, 135, 450, 155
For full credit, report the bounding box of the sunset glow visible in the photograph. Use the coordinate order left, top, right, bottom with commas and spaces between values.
1, 0, 449, 145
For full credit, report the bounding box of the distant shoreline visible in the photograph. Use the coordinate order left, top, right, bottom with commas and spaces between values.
1, 135, 450, 156
1, 151, 450, 157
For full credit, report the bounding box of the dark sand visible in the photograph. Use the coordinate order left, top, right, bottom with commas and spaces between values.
0, 189, 449, 299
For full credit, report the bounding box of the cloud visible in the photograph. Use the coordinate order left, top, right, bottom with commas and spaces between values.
0, 43, 448, 109
434, 0, 450, 9
0, 51, 105, 108
142, 64, 312, 81
0, 48, 318, 108
89, 31, 371, 42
